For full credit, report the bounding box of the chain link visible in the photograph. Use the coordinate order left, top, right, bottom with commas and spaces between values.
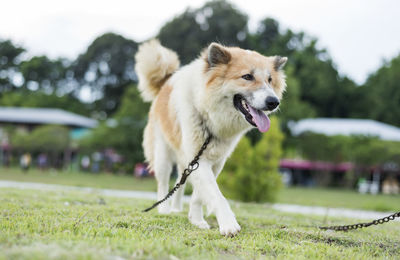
319, 211, 400, 231
143, 135, 212, 212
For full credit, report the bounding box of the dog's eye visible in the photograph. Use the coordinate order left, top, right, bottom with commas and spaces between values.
241, 74, 254, 81
268, 76, 272, 84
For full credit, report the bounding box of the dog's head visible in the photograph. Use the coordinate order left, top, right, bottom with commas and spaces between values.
203, 43, 287, 133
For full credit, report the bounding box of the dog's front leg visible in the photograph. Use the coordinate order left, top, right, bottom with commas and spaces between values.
189, 159, 241, 236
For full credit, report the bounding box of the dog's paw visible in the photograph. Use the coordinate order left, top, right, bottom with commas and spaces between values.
219, 217, 241, 237
190, 219, 210, 229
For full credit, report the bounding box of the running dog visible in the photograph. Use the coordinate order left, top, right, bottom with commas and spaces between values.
135, 40, 287, 236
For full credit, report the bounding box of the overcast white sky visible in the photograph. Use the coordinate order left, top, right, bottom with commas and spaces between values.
1, 0, 399, 84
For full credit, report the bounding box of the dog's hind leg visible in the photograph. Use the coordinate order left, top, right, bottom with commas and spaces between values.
170, 164, 186, 213
153, 134, 173, 214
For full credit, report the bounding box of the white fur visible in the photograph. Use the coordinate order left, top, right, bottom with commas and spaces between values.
248, 85, 279, 110
246, 69, 279, 110
157, 60, 247, 235
137, 59, 244, 235
135, 39, 180, 102
136, 41, 285, 236
152, 126, 174, 214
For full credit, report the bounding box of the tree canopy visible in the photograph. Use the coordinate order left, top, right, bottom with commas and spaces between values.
2, 0, 399, 126
158, 0, 248, 64
79, 85, 149, 167
352, 54, 400, 126
0, 39, 25, 92
1, 0, 400, 172
72, 32, 138, 115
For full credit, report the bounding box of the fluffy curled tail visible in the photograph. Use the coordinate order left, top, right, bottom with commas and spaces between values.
135, 39, 180, 102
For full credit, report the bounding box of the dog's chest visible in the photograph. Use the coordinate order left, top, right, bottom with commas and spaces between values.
204, 135, 241, 163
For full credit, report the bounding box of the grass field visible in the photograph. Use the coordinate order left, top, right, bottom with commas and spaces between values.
0, 167, 158, 192
278, 187, 400, 212
1, 167, 400, 212
1, 188, 399, 259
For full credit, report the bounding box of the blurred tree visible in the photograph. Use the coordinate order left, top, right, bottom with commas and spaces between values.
29, 125, 70, 153
11, 125, 70, 167
296, 132, 400, 168
291, 46, 353, 117
11, 130, 32, 152
219, 117, 283, 202
251, 18, 280, 51
353, 54, 400, 126
0, 91, 90, 116
80, 85, 149, 169
19, 56, 68, 94
0, 39, 25, 93
329, 76, 359, 117
348, 136, 400, 167
248, 18, 296, 57
278, 66, 316, 124
296, 133, 350, 163
11, 125, 70, 152
158, 0, 249, 64
73, 32, 138, 115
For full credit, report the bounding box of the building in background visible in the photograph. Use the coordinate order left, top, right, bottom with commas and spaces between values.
0, 107, 97, 168
0, 107, 97, 130
289, 118, 400, 141
281, 118, 400, 193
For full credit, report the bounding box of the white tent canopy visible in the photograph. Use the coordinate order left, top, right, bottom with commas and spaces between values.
289, 118, 400, 142
0, 107, 97, 129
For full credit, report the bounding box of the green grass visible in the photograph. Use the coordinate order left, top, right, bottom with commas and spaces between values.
0, 167, 157, 192
1, 188, 399, 259
277, 187, 400, 212
1, 167, 400, 212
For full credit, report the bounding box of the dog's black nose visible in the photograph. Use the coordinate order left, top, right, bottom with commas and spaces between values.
265, 96, 280, 110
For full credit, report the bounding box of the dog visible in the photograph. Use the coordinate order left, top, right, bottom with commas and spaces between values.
135, 40, 287, 236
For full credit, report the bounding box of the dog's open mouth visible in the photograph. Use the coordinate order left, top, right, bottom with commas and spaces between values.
233, 94, 271, 133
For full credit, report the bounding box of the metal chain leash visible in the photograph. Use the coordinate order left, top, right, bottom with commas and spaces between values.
143, 135, 212, 212
319, 211, 400, 231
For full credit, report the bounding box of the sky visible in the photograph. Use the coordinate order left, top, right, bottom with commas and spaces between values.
1, 0, 399, 84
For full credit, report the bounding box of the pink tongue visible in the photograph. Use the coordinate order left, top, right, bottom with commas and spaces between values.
247, 105, 271, 132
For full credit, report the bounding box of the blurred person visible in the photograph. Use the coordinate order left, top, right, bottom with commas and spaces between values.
20, 153, 31, 172
91, 152, 102, 173
134, 163, 148, 177
382, 176, 400, 195
37, 153, 48, 170
1, 138, 10, 167
80, 155, 90, 172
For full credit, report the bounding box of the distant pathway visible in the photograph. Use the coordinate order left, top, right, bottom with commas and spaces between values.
0, 180, 398, 221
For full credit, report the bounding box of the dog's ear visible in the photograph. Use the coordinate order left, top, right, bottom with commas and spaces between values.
207, 43, 231, 67
274, 56, 288, 71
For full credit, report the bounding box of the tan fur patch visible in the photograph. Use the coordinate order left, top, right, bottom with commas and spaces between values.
204, 46, 286, 98
153, 84, 181, 150
142, 119, 154, 171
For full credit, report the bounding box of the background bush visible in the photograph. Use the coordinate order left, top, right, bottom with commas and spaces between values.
11, 125, 69, 153
219, 117, 284, 202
